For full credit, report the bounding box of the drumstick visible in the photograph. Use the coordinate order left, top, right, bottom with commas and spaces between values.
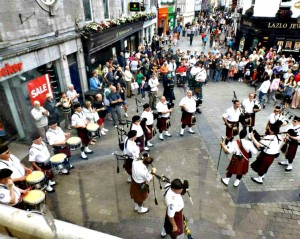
18, 186, 33, 202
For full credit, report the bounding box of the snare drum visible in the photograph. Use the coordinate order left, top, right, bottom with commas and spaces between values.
86, 123, 100, 138
23, 190, 45, 212
26, 171, 46, 190
50, 153, 66, 174
66, 137, 82, 150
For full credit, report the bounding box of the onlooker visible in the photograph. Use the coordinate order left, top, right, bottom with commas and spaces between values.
31, 100, 49, 141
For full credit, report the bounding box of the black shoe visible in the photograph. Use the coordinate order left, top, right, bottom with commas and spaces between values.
69, 165, 75, 169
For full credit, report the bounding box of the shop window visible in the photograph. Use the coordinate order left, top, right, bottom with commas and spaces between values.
82, 0, 93, 22
103, 0, 110, 19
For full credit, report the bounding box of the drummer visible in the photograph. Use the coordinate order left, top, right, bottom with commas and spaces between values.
46, 120, 74, 170
130, 115, 150, 153
71, 103, 94, 159
140, 103, 155, 148
29, 132, 58, 192
0, 168, 26, 206
0, 145, 32, 189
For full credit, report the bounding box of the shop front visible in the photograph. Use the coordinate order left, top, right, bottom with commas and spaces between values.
82, 20, 144, 75
236, 16, 300, 57
0, 34, 87, 143
168, 6, 176, 31
143, 18, 157, 46
158, 8, 169, 35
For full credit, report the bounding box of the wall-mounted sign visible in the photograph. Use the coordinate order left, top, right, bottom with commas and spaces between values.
27, 74, 52, 106
0, 62, 23, 80
129, 2, 140, 12
267, 22, 300, 29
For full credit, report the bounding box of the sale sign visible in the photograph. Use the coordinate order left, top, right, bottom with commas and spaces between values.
27, 74, 53, 106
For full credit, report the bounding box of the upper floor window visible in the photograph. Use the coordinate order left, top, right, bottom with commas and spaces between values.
82, 0, 93, 22
103, 0, 110, 19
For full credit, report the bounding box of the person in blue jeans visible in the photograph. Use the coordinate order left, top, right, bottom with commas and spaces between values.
257, 76, 271, 108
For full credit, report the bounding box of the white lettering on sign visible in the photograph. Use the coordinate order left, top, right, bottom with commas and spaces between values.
31, 83, 47, 98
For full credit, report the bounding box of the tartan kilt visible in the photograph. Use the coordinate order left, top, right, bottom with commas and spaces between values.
285, 142, 298, 160
164, 209, 183, 237
135, 135, 145, 153
157, 117, 168, 132
77, 128, 90, 146
181, 111, 193, 125
251, 152, 275, 175
226, 155, 249, 175
123, 157, 133, 175
226, 121, 239, 138
144, 125, 153, 141
54, 146, 71, 158
130, 180, 148, 204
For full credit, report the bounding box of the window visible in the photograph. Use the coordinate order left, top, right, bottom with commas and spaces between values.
103, 0, 109, 19
82, 0, 93, 22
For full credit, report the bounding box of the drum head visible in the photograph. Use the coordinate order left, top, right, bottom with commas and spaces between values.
50, 153, 66, 164
26, 171, 45, 183
87, 123, 99, 132
23, 190, 45, 205
67, 137, 81, 145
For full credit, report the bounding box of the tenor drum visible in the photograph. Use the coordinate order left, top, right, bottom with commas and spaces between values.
23, 190, 46, 212
26, 171, 46, 190
50, 153, 66, 174
86, 123, 100, 138
66, 137, 82, 150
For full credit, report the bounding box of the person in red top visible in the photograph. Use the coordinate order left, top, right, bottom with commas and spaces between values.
176, 62, 187, 86
295, 71, 300, 83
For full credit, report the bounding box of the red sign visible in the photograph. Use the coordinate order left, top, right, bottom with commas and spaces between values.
27, 74, 53, 106
0, 62, 23, 79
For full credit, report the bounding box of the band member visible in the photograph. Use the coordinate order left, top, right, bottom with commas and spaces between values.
156, 96, 172, 140
0, 168, 26, 206
179, 90, 197, 136
123, 130, 140, 183
0, 145, 32, 189
46, 120, 74, 171
161, 179, 185, 238
241, 93, 261, 132
163, 74, 175, 104
250, 125, 282, 184
29, 132, 57, 192
190, 61, 206, 100
130, 154, 156, 214
130, 116, 150, 152
265, 106, 288, 134
278, 116, 300, 172
140, 103, 154, 148
220, 129, 257, 187
71, 103, 93, 159
222, 100, 242, 144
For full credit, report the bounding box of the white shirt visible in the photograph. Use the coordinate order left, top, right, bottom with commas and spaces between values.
131, 160, 153, 183
156, 101, 170, 118
131, 124, 144, 137
242, 98, 260, 114
66, 89, 79, 103
31, 106, 49, 128
141, 111, 154, 126
164, 184, 184, 217
0, 155, 25, 179
179, 96, 196, 113
72, 112, 87, 127
29, 142, 50, 163
149, 77, 159, 92
0, 184, 21, 206
268, 113, 286, 125
46, 127, 66, 146
168, 62, 177, 72
123, 138, 140, 160
226, 139, 258, 157
82, 107, 95, 122
222, 106, 241, 122
258, 80, 271, 94
260, 135, 282, 155
124, 70, 133, 82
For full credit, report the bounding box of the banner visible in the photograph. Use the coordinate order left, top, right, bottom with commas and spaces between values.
27, 74, 53, 106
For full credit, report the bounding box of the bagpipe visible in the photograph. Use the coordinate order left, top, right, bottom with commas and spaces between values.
135, 98, 144, 113
183, 215, 194, 239
112, 153, 131, 174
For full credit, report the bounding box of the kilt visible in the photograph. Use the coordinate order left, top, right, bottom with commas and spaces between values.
157, 117, 169, 132
250, 113, 255, 127
226, 155, 249, 175
251, 152, 275, 175
97, 117, 105, 126
164, 209, 183, 238
145, 125, 153, 141
181, 110, 193, 126
53, 146, 71, 158
135, 135, 145, 153
36, 162, 54, 180
285, 142, 298, 160
130, 180, 148, 204
226, 121, 239, 138
123, 157, 133, 175
77, 128, 90, 146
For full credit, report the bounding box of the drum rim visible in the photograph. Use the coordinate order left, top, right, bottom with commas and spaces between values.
26, 171, 45, 183
23, 190, 45, 204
